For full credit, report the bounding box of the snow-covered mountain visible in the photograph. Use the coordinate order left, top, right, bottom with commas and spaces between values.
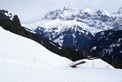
24, 7, 122, 49
90, 29, 122, 68
91, 29, 122, 57
117, 7, 122, 14
0, 27, 72, 68
1, 26, 122, 82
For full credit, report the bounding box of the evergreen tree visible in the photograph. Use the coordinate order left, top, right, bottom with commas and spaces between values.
12, 15, 21, 27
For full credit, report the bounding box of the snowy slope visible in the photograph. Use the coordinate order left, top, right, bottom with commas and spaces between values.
0, 23, 122, 82
0, 27, 72, 68
0, 57, 122, 82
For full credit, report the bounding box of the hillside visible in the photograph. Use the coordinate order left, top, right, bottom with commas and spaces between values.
0, 27, 122, 82
0, 27, 71, 67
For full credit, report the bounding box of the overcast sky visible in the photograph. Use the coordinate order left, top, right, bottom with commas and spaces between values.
0, 0, 122, 23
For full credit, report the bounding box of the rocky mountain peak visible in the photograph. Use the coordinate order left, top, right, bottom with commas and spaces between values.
43, 6, 80, 20
117, 7, 122, 14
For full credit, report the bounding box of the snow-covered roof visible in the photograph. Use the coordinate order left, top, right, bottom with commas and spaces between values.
71, 58, 114, 69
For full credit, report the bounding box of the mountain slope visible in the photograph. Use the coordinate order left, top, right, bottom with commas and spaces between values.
0, 10, 67, 60
0, 29, 121, 82
1, 26, 122, 82
90, 29, 122, 68
0, 27, 72, 67
24, 7, 122, 49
